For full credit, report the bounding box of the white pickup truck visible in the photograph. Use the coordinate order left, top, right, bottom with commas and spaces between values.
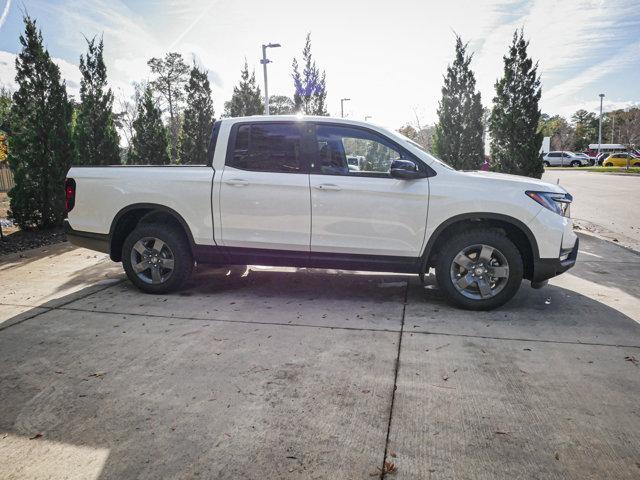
65, 116, 578, 310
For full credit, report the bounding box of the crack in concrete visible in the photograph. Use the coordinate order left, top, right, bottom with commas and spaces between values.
379, 282, 408, 479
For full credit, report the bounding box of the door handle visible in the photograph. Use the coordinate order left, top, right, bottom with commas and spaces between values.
314, 184, 341, 191
225, 179, 249, 187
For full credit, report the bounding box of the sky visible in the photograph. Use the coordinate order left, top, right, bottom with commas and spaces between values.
0, 0, 639, 131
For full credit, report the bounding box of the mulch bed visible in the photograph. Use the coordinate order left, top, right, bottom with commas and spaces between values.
0, 227, 67, 257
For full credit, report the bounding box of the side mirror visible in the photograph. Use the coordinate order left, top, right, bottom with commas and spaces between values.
390, 159, 424, 179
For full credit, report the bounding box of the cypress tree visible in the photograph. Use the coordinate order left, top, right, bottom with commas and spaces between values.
292, 33, 327, 115
489, 30, 544, 178
223, 60, 263, 117
179, 64, 214, 165
8, 16, 73, 229
432, 35, 484, 170
129, 86, 169, 165
74, 36, 120, 165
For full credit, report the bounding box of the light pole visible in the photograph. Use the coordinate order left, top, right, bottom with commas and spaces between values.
340, 98, 350, 118
597, 93, 605, 158
261, 42, 281, 115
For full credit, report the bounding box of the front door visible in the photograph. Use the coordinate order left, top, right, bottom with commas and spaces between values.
309, 124, 430, 258
219, 122, 311, 251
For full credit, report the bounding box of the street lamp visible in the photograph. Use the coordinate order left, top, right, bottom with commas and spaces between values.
597, 93, 605, 158
340, 98, 350, 118
261, 42, 281, 115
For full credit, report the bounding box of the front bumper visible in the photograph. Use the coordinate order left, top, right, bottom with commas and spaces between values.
531, 237, 579, 283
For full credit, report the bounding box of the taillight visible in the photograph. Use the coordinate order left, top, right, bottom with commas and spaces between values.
65, 178, 76, 213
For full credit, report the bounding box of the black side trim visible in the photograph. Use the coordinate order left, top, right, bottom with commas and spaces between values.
193, 245, 422, 273
64, 220, 110, 254
532, 237, 578, 283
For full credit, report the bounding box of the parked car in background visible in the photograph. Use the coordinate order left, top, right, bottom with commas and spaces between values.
542, 151, 590, 167
602, 152, 640, 167
64, 115, 578, 310
595, 152, 610, 166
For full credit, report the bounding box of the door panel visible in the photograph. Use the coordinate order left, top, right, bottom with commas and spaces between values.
310, 174, 429, 256
309, 123, 429, 257
219, 167, 310, 250
217, 122, 311, 251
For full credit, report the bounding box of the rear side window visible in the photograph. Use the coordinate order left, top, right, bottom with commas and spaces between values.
228, 123, 302, 173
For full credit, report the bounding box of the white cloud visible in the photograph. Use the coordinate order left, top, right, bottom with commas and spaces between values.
0, 50, 81, 98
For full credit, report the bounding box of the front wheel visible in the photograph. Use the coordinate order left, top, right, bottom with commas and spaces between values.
435, 230, 523, 310
122, 223, 193, 294
570, 160, 581, 167
543, 161, 551, 167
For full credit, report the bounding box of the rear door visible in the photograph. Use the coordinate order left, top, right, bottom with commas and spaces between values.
308, 123, 429, 257
218, 122, 311, 251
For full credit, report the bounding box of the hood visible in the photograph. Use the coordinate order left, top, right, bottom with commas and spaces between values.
457, 170, 567, 194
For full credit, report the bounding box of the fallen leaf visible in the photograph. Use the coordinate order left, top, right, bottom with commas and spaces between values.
361, 389, 371, 394
390, 451, 397, 458
495, 430, 509, 435
624, 355, 638, 365
523, 348, 532, 351
555, 452, 560, 461
442, 375, 449, 382
89, 372, 106, 378
29, 433, 43, 440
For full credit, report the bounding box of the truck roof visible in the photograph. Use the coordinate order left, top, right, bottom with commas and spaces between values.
220, 115, 376, 129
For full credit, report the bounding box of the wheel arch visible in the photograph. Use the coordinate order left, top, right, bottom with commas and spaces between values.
421, 213, 539, 280
109, 203, 196, 262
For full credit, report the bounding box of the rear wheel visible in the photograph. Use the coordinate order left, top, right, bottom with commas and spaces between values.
435, 229, 523, 310
122, 223, 193, 294
633, 162, 640, 167
603, 162, 612, 167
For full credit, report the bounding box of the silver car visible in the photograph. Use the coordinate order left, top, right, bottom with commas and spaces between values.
542, 151, 590, 167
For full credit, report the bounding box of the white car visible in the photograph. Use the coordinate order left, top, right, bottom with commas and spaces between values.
543, 151, 590, 167
65, 116, 578, 310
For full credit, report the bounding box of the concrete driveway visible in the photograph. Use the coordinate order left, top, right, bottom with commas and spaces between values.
1, 232, 639, 480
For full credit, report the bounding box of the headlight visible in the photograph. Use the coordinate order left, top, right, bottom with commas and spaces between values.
526, 191, 572, 217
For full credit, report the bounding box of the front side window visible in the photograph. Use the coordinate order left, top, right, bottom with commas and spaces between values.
315, 125, 403, 176
228, 123, 302, 173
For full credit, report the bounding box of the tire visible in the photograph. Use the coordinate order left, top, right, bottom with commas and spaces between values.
633, 162, 640, 167
603, 162, 612, 167
122, 223, 193, 294
570, 160, 581, 167
435, 229, 523, 310
543, 161, 550, 167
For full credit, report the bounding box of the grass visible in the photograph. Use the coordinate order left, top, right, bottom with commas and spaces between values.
546, 166, 640, 174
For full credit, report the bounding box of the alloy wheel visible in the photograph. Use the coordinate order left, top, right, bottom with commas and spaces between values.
130, 237, 175, 285
449, 244, 510, 300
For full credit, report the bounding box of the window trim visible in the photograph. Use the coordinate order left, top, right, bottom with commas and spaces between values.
224, 121, 310, 174
309, 122, 433, 178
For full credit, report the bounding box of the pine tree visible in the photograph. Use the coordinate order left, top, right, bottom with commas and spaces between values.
129, 86, 169, 165
74, 36, 120, 165
179, 64, 214, 165
292, 33, 327, 115
224, 60, 263, 117
148, 53, 189, 163
489, 30, 544, 178
8, 16, 73, 229
432, 35, 484, 170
